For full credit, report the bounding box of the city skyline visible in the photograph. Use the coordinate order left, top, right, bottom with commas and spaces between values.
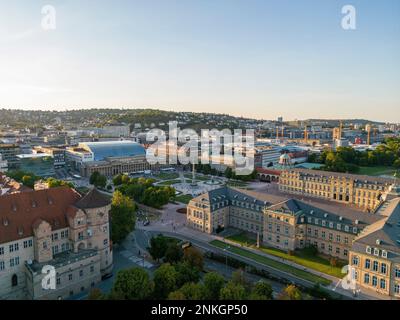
1, 0, 399, 122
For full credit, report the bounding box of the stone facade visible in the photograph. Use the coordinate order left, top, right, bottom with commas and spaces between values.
279, 168, 393, 212
187, 185, 400, 298
0, 187, 113, 300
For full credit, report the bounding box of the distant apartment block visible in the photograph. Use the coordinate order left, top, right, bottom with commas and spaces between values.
0, 144, 20, 169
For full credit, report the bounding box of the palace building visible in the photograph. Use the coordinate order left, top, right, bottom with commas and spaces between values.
0, 187, 113, 300
186, 185, 400, 298
279, 168, 393, 212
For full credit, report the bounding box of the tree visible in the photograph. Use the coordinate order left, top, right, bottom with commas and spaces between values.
172, 282, 206, 300
168, 290, 186, 300
22, 175, 36, 188
110, 267, 153, 300
109, 190, 136, 244
148, 235, 169, 262
153, 263, 178, 299
183, 247, 204, 271
165, 244, 184, 264
112, 174, 123, 186
175, 261, 201, 288
203, 272, 225, 300
330, 257, 339, 267
278, 284, 302, 300
46, 177, 74, 188
90, 171, 100, 185
88, 288, 105, 300
250, 280, 273, 300
90, 171, 107, 189
219, 281, 247, 300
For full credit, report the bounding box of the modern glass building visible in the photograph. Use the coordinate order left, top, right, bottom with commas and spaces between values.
79, 141, 146, 161
16, 154, 55, 177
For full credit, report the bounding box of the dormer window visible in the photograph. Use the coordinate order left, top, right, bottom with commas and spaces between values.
382, 250, 388, 258
366, 246, 372, 254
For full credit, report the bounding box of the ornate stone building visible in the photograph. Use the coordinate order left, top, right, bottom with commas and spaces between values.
187, 185, 400, 298
0, 187, 113, 300
279, 168, 393, 212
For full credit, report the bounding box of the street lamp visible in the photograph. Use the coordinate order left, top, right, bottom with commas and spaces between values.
223, 245, 230, 274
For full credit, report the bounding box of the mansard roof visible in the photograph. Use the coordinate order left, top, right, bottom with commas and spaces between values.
0, 187, 82, 244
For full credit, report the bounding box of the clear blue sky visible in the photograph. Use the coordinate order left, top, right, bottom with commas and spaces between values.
0, 0, 399, 121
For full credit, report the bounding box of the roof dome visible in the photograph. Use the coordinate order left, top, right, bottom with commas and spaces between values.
279, 153, 292, 166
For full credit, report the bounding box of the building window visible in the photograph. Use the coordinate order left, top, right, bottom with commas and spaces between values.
90, 266, 94, 273
0, 247, 3, 255
11, 274, 18, 287
79, 270, 83, 277
372, 276, 377, 287
344, 249, 348, 257
395, 284, 400, 294
352, 256, 359, 266
381, 263, 387, 275
56, 278, 61, 285
0, 261, 5, 271
372, 261, 379, 272
365, 259, 371, 269
395, 268, 400, 278
380, 279, 386, 290
68, 274, 73, 281
103, 239, 108, 246
364, 273, 370, 284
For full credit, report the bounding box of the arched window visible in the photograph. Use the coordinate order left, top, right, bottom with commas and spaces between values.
11, 274, 18, 287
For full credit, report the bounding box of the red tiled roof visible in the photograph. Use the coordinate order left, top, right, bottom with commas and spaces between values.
0, 187, 82, 244
256, 167, 282, 175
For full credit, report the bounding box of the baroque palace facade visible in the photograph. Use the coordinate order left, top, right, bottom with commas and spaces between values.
187, 182, 400, 298
0, 187, 113, 300
279, 168, 393, 212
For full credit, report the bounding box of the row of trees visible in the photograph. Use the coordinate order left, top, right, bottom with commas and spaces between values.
113, 174, 175, 209
89, 233, 306, 301
7, 170, 74, 189
309, 138, 400, 173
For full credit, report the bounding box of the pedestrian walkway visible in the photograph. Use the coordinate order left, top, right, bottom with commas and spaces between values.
120, 250, 154, 269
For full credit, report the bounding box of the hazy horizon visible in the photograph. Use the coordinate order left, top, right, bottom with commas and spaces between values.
1, 1, 399, 122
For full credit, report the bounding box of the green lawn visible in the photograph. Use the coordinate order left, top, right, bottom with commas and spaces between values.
175, 194, 193, 204
154, 172, 179, 180
210, 240, 331, 286
358, 166, 397, 177
226, 233, 344, 278
226, 180, 249, 188
157, 179, 181, 186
